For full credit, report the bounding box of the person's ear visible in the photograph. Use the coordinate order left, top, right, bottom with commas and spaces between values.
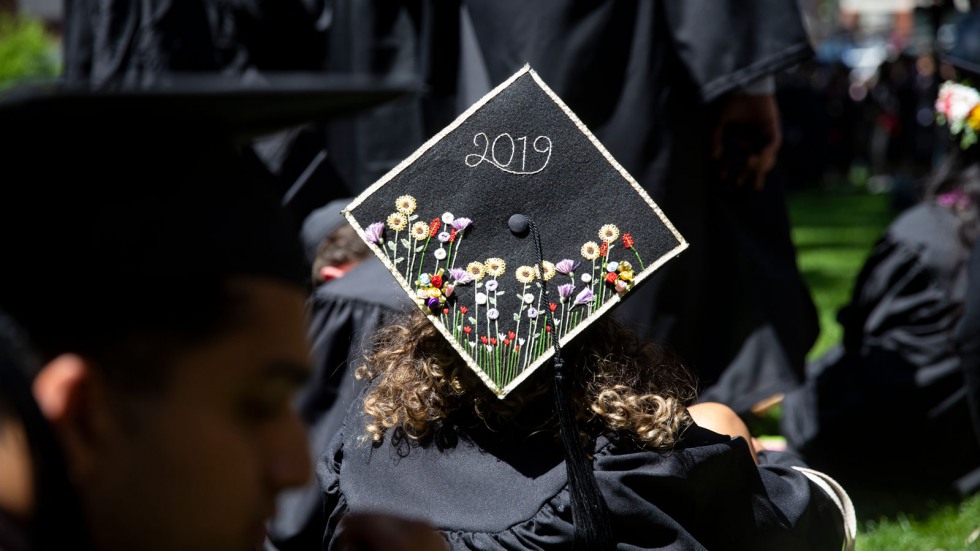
32, 354, 115, 481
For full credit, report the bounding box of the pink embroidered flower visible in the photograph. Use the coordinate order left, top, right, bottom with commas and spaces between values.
365, 222, 384, 244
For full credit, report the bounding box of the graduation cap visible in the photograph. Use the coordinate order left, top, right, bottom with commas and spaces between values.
344, 64, 686, 551
0, 74, 413, 360
344, 65, 687, 398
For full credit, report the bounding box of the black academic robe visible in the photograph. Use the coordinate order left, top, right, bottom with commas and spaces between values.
317, 400, 846, 550
266, 259, 412, 550
325, 0, 818, 412
781, 202, 980, 489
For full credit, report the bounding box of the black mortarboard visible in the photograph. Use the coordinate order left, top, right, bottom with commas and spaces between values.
0, 74, 412, 360
344, 65, 687, 398
344, 64, 686, 551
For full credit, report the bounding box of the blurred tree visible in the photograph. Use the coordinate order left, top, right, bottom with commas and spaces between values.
0, 12, 57, 89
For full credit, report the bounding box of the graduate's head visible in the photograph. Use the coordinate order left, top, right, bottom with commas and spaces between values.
356, 308, 696, 449
302, 198, 374, 286
0, 106, 314, 551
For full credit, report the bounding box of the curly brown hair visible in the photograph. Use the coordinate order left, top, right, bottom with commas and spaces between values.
356, 310, 697, 450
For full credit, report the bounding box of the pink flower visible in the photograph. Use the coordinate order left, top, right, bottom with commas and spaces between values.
365, 222, 384, 244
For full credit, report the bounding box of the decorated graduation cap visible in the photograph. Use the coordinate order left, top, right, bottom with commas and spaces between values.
344, 65, 687, 397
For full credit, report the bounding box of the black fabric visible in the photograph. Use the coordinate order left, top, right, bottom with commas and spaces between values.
782, 203, 980, 488
346, 69, 684, 395
956, 236, 980, 461
336, 0, 818, 412
313, 399, 845, 550
59, 0, 415, 221
266, 259, 413, 551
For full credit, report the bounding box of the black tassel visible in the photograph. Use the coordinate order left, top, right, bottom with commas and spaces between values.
525, 217, 613, 551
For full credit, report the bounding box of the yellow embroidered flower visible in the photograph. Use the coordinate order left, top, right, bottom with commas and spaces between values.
535, 261, 556, 281
581, 241, 600, 261
618, 261, 632, 272
466, 261, 486, 281
618, 270, 634, 282
598, 224, 620, 243
395, 195, 417, 215
516, 265, 536, 284
410, 221, 429, 241
387, 212, 408, 231
485, 257, 507, 277
969, 104, 980, 131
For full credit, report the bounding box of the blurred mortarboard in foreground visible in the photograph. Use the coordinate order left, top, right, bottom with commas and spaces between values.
344, 66, 687, 398
0, 74, 412, 359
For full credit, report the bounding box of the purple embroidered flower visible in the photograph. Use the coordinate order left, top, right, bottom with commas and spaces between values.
487, 308, 499, 320
450, 268, 473, 285
527, 307, 538, 319
438, 231, 451, 243
555, 259, 579, 275
365, 222, 384, 244
451, 217, 472, 231
557, 283, 575, 299
426, 297, 441, 309
573, 288, 594, 306
485, 280, 499, 292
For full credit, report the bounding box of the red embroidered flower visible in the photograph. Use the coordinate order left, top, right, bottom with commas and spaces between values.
605, 272, 618, 284
460, 306, 468, 314
507, 331, 516, 340
480, 335, 488, 345
449, 229, 457, 242
430, 275, 443, 288
464, 325, 472, 334
622, 233, 635, 249
545, 325, 552, 333
490, 338, 497, 346
514, 345, 521, 351
442, 308, 449, 315
503, 339, 511, 346
429, 218, 441, 238
599, 242, 609, 257
548, 302, 557, 312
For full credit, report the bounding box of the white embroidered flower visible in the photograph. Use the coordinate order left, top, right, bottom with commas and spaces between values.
442, 212, 455, 224
434, 248, 447, 260
475, 292, 488, 305
523, 293, 535, 304
581, 273, 592, 283
937, 81, 980, 125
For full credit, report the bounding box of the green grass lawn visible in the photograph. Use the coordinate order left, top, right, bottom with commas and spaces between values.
787, 187, 980, 549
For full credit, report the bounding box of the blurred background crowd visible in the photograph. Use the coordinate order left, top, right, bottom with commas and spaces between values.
2, 0, 977, 198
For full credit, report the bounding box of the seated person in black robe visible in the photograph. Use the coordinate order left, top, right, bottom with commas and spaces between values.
0, 87, 352, 551
267, 200, 412, 550
780, 78, 980, 493
320, 311, 853, 550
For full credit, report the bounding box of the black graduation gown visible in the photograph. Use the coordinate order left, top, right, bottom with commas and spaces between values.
781, 202, 980, 488
317, 399, 847, 550
266, 259, 412, 550
438, 0, 819, 412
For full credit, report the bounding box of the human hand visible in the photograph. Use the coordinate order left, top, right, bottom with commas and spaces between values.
711, 93, 782, 191
338, 513, 449, 551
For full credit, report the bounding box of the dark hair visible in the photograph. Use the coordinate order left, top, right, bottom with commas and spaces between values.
311, 223, 373, 285
356, 310, 697, 450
